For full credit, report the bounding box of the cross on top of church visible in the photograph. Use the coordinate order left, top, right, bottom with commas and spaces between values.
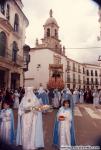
49, 9, 53, 17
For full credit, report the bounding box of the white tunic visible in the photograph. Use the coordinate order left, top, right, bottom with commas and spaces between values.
0, 108, 14, 144
57, 107, 72, 148
14, 92, 20, 108
79, 91, 84, 104
16, 87, 44, 150
53, 91, 61, 108
73, 90, 80, 104
93, 92, 99, 106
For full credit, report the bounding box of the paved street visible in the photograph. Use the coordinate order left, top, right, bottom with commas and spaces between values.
74, 104, 101, 146
13, 104, 101, 150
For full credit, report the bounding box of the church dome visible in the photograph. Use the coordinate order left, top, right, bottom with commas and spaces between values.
44, 9, 58, 27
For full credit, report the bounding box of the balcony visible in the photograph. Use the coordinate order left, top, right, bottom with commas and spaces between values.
67, 65, 71, 71
67, 78, 71, 83
94, 81, 99, 85
0, 50, 23, 67
73, 67, 77, 72
73, 79, 76, 83
78, 79, 81, 84
78, 69, 81, 73
86, 81, 99, 85
89, 81, 93, 85
13, 28, 23, 39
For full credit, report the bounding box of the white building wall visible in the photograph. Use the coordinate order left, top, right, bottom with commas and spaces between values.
25, 49, 54, 88
25, 49, 67, 88
25, 48, 101, 90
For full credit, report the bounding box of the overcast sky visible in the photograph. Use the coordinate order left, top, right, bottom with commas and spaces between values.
22, 0, 101, 64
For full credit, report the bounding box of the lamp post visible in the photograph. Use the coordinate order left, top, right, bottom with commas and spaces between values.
23, 45, 30, 87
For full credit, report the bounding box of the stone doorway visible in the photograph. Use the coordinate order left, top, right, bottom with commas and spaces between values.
11, 73, 20, 90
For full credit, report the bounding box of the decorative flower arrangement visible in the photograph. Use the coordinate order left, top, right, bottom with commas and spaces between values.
24, 105, 53, 112
35, 104, 53, 111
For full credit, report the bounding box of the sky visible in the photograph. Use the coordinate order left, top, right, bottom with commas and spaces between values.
22, 0, 101, 64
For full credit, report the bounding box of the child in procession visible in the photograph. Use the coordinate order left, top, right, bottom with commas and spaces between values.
53, 99, 75, 149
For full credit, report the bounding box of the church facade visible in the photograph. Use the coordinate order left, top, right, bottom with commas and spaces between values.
25, 10, 101, 90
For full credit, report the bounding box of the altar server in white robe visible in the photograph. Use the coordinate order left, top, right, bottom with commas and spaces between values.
61, 88, 75, 113
79, 90, 84, 104
0, 101, 14, 144
53, 100, 75, 149
16, 87, 44, 150
61, 88, 72, 105
53, 89, 61, 108
37, 85, 49, 105
13, 90, 20, 109
93, 89, 99, 108
73, 88, 80, 105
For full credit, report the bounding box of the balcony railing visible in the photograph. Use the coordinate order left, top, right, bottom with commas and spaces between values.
94, 82, 99, 85
67, 78, 71, 83
86, 82, 89, 85
73, 79, 76, 83
89, 81, 93, 85
78, 79, 82, 84
85, 81, 99, 85
99, 74, 101, 77
78, 69, 81, 73
67, 65, 71, 71
73, 67, 77, 72
13, 28, 23, 39
0, 50, 23, 67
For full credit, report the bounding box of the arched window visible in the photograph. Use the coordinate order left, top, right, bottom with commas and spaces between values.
83, 67, 85, 74
6, 4, 10, 20
91, 78, 93, 84
0, 1, 5, 15
87, 78, 89, 84
86, 70, 89, 76
0, 31, 7, 56
47, 28, 50, 37
12, 41, 18, 62
95, 70, 98, 76
95, 78, 98, 85
91, 70, 93, 76
55, 29, 57, 37
14, 14, 19, 32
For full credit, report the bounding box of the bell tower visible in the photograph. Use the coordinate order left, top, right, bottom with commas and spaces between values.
43, 9, 59, 39
41, 9, 62, 53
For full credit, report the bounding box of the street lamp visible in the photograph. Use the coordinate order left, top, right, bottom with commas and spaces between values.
23, 45, 30, 87
23, 45, 30, 71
